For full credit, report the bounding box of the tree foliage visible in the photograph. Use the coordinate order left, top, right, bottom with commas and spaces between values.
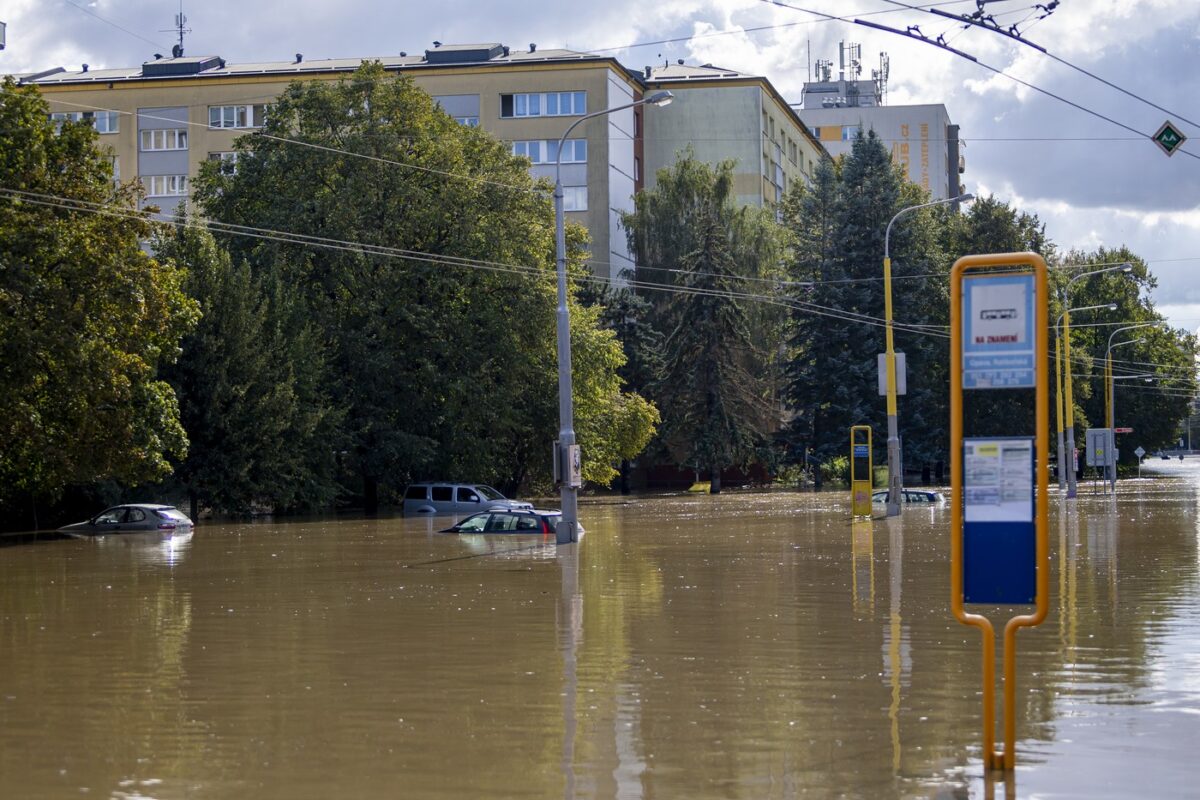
193, 63, 653, 499
0, 80, 198, 507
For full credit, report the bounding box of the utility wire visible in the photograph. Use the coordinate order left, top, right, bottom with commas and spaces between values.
60, 0, 173, 52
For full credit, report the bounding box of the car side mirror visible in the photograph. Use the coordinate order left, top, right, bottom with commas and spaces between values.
469, 494, 480, 502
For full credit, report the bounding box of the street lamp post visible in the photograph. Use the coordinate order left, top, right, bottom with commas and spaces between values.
553, 90, 673, 544
1105, 321, 1161, 489
882, 193, 973, 517
1061, 263, 1134, 498
1054, 303, 1117, 490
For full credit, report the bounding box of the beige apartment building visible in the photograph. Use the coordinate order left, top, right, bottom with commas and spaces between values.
17, 43, 828, 283
643, 63, 824, 209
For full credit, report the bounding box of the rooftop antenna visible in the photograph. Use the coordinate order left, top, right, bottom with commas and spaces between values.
159, 2, 191, 58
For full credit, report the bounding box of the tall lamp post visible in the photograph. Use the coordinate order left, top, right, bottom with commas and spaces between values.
554, 89, 673, 544
882, 193, 973, 517
1054, 303, 1117, 489
1105, 322, 1161, 488
1060, 262, 1134, 498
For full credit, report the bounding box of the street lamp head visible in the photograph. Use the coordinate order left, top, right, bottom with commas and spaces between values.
1107, 303, 1118, 311
1121, 262, 1134, 273
958, 193, 975, 202
646, 90, 674, 107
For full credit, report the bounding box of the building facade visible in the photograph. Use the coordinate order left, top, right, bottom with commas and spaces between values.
17, 43, 829, 283
643, 63, 824, 209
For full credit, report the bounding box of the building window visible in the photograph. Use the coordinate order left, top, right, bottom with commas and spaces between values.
208, 151, 239, 175
511, 139, 586, 165
500, 91, 586, 118
209, 104, 267, 129
143, 175, 188, 197
562, 186, 587, 211
454, 116, 480, 127
842, 126, 862, 141
49, 110, 120, 133
140, 128, 188, 151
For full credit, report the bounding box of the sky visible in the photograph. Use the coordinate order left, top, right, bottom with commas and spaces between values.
3, 0, 1200, 330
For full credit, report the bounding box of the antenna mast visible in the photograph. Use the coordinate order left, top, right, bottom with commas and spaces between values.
159, 2, 191, 58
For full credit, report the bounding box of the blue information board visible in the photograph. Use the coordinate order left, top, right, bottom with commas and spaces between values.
853, 444, 869, 457
963, 437, 1036, 604
962, 274, 1036, 389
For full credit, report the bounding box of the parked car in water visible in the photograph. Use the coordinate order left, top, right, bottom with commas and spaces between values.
871, 489, 947, 505
58, 504, 194, 535
441, 509, 563, 534
402, 483, 533, 515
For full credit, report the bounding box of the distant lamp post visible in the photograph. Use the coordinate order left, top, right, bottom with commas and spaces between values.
1054, 303, 1117, 490
1105, 321, 1162, 487
553, 89, 673, 544
1061, 262, 1134, 498
882, 193, 973, 517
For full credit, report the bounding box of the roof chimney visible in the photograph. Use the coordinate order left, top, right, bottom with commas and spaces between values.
81, 63, 89, 72
432, 40, 442, 47
677, 59, 684, 65
295, 53, 303, 63
154, 53, 163, 60
529, 43, 536, 53
644, 66, 651, 78
502, 45, 510, 56
399, 51, 407, 57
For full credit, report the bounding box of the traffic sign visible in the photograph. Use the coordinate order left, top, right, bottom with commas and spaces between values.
1114, 427, 1133, 433
1153, 121, 1187, 156
1134, 446, 1146, 458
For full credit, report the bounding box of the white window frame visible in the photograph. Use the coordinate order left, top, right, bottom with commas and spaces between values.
562, 185, 587, 212
511, 139, 586, 165
208, 151, 239, 175
140, 128, 188, 151
454, 116, 479, 127
208, 104, 267, 129
143, 174, 188, 197
501, 91, 586, 119
49, 110, 120, 134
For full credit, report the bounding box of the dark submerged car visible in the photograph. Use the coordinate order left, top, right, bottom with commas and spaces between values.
59, 504, 194, 535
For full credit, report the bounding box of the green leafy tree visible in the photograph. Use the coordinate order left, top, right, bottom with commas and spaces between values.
194, 63, 653, 503
623, 155, 782, 492
154, 222, 343, 516
0, 80, 198, 518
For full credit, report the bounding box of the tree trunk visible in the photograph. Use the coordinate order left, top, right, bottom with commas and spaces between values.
363, 475, 379, 515
619, 459, 631, 495
189, 489, 199, 522
709, 468, 722, 495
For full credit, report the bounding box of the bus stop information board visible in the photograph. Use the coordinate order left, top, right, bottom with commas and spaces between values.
962, 274, 1036, 389
963, 438, 1036, 604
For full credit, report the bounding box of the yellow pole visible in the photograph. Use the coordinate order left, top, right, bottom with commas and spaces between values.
884, 256, 898, 419
1064, 308, 1077, 497
1055, 335, 1065, 489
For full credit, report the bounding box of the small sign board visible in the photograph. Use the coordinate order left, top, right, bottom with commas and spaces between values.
1153, 121, 1187, 157
963, 438, 1035, 604
1134, 446, 1146, 459
962, 274, 1036, 389
1114, 427, 1133, 434
1085, 428, 1114, 467
877, 352, 907, 395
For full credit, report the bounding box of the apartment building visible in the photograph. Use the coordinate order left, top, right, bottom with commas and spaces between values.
643, 62, 824, 209
18, 42, 828, 282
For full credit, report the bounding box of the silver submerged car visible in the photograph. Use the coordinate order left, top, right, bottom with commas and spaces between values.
402, 483, 533, 515
58, 504, 195, 535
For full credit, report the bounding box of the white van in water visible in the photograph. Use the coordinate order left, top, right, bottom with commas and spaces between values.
402, 483, 534, 515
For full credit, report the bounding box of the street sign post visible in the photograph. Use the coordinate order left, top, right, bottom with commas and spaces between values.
1153, 121, 1187, 157
1135, 446, 1146, 478
850, 426, 873, 517
950, 252, 1049, 775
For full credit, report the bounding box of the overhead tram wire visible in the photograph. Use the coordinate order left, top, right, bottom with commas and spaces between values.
762, 1, 1200, 162
0, 186, 950, 340
61, 0, 173, 51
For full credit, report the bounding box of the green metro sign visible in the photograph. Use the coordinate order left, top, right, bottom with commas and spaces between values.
1153, 121, 1187, 156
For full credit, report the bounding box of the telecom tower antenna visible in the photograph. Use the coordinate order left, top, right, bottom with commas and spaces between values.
159, 2, 191, 58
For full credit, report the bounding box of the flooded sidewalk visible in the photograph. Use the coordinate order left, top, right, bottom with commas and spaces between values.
1, 468, 1198, 798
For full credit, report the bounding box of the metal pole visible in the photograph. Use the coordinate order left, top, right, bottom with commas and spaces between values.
1105, 324, 1157, 496
1061, 263, 1133, 499
883, 193, 972, 517
552, 91, 672, 544
1055, 333, 1066, 490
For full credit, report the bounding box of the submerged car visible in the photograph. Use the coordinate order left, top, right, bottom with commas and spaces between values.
871, 489, 946, 505
441, 509, 563, 534
402, 483, 533, 515
59, 504, 194, 535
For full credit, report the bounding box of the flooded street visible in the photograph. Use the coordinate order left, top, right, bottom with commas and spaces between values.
2, 466, 1199, 798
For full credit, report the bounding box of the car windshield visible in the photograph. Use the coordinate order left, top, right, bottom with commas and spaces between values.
475, 485, 504, 501
156, 508, 190, 521
454, 514, 489, 533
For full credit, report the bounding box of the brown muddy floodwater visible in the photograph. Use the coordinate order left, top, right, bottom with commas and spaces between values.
2, 464, 1199, 799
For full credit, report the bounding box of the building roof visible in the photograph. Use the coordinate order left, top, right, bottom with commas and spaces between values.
18, 45, 637, 87
646, 63, 751, 81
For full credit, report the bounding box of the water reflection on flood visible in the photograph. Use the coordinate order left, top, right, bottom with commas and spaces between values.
1, 468, 1199, 798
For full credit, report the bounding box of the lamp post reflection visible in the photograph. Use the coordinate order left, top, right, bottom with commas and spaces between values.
558, 543, 582, 799
851, 520, 875, 613
884, 519, 908, 773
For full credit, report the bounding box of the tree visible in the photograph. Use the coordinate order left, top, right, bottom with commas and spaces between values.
0, 79, 198, 517
154, 222, 343, 516
783, 132, 949, 478
623, 155, 780, 492
193, 63, 653, 503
